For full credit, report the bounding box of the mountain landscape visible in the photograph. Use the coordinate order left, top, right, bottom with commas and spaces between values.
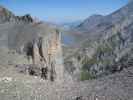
1, 1, 133, 100
63, 0, 133, 80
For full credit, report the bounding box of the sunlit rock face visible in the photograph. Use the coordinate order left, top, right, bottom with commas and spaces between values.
31, 26, 64, 82
14, 23, 64, 82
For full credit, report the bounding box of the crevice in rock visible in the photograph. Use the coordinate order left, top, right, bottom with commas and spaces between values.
37, 37, 46, 63
24, 41, 34, 63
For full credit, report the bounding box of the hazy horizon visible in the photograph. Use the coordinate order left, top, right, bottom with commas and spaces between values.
0, 0, 129, 23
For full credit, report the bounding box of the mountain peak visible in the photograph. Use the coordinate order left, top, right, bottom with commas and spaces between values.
0, 5, 13, 16
0, 6, 15, 23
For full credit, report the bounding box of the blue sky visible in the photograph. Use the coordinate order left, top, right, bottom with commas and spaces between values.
0, 0, 129, 23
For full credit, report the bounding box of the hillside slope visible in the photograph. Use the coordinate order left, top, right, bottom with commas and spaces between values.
64, 1, 133, 80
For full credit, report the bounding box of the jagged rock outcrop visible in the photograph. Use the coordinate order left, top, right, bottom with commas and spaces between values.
0, 6, 15, 23
0, 6, 33, 23
0, 6, 64, 82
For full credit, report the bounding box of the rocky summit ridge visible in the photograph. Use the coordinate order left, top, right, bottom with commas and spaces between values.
0, 6, 33, 23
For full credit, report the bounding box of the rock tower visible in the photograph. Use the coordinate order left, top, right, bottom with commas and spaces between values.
23, 24, 64, 82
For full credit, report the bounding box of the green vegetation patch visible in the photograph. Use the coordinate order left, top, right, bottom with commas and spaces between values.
80, 69, 96, 81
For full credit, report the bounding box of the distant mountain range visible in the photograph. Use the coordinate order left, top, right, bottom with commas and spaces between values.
63, 1, 133, 80
62, 0, 133, 47
60, 20, 81, 30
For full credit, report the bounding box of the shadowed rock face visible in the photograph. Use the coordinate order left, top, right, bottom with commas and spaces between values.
16, 14, 33, 23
